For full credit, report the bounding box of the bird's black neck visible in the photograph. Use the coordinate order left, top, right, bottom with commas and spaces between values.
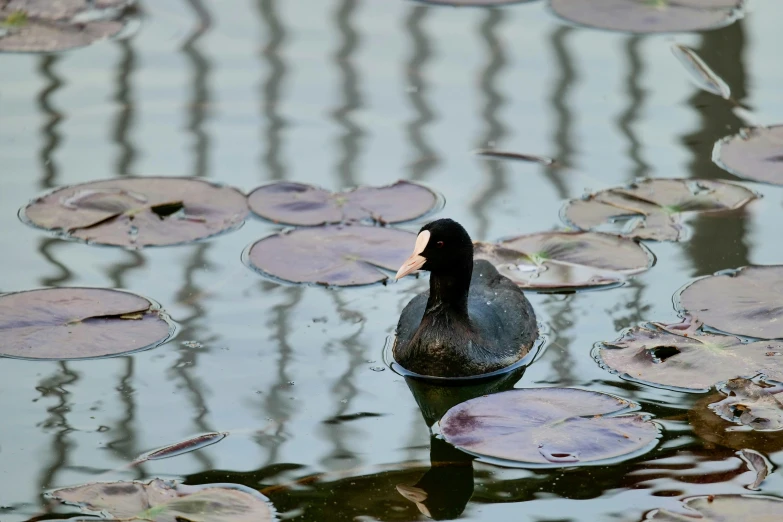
425, 260, 472, 320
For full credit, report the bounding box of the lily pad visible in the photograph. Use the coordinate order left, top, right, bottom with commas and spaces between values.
0, 0, 137, 53
247, 180, 437, 226
0, 287, 172, 360
678, 265, 783, 340
562, 179, 757, 242
245, 224, 415, 286
550, 0, 744, 34
714, 125, 783, 186
710, 378, 783, 432
645, 494, 783, 521
473, 231, 653, 292
23, 177, 249, 248
597, 317, 783, 392
48, 479, 274, 522
439, 388, 659, 467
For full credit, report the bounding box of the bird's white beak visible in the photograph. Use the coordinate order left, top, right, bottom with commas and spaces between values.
395, 230, 430, 280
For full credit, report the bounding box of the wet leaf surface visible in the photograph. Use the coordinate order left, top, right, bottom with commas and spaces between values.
247, 180, 437, 226
246, 224, 415, 286
598, 317, 783, 392
0, 287, 172, 360
691, 392, 783, 453
737, 448, 772, 491
550, 0, 744, 34
562, 179, 757, 241
671, 44, 731, 99
645, 494, 783, 521
715, 125, 783, 185
474, 231, 652, 292
0, 0, 136, 53
440, 388, 659, 467
48, 479, 274, 522
23, 177, 249, 248
710, 378, 783, 432
678, 265, 783, 339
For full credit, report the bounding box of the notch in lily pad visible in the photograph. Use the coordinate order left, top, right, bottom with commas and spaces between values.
644, 494, 783, 521
440, 388, 659, 467
714, 125, 783, 186
48, 479, 274, 522
244, 224, 416, 287
0, 287, 174, 360
562, 179, 757, 242
22, 177, 249, 248
247, 180, 439, 226
473, 231, 653, 292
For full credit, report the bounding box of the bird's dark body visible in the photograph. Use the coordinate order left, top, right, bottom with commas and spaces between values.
394, 259, 537, 377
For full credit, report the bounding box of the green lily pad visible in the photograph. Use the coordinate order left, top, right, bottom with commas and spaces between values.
0, 287, 173, 360
714, 125, 783, 186
245, 224, 415, 286
562, 179, 757, 241
247, 180, 438, 226
678, 265, 783, 340
474, 231, 653, 292
23, 177, 249, 248
48, 479, 274, 522
645, 494, 783, 521
550, 0, 744, 34
710, 378, 783, 432
440, 388, 659, 467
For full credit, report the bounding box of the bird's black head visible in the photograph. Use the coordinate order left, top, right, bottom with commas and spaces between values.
395, 219, 474, 279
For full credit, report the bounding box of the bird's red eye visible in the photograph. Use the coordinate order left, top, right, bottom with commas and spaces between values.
436, 241, 444, 248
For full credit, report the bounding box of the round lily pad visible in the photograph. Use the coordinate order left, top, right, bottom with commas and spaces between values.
49, 479, 274, 522
597, 317, 783, 392
473, 231, 653, 292
645, 494, 783, 521
0, 287, 173, 360
23, 177, 249, 248
247, 180, 438, 226
714, 125, 783, 186
440, 388, 659, 467
0, 0, 138, 53
550, 0, 744, 34
562, 179, 757, 242
245, 224, 415, 286
678, 265, 783, 340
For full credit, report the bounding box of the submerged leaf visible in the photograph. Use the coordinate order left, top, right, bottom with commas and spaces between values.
715, 125, 783, 186
671, 44, 731, 99
737, 448, 772, 490
645, 494, 783, 521
473, 149, 557, 166
133, 432, 228, 464
440, 388, 659, 467
710, 378, 783, 432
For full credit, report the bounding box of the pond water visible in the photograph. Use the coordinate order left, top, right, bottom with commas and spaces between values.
2, 1, 783, 520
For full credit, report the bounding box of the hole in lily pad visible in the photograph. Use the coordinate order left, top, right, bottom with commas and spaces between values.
247, 180, 438, 226
562, 179, 757, 242
439, 387, 659, 467
473, 231, 653, 292
47, 479, 274, 522
550, 0, 745, 34
714, 125, 783, 186
0, 0, 138, 53
0, 287, 174, 360
244, 224, 415, 287
677, 265, 783, 340
22, 177, 249, 248
597, 317, 783, 393
645, 494, 783, 521
709, 377, 783, 432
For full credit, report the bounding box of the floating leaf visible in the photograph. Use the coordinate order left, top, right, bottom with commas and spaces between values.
678, 265, 783, 340
48, 479, 274, 522
247, 180, 437, 226
710, 378, 783, 432
562, 179, 757, 242
714, 125, 783, 186
474, 231, 653, 292
473, 149, 557, 166
645, 494, 783, 521
550, 0, 744, 34
132, 432, 228, 465
738, 449, 772, 491
440, 388, 659, 467
245, 224, 415, 286
0, 287, 172, 360
23, 177, 249, 248
671, 44, 731, 99
0, 0, 137, 53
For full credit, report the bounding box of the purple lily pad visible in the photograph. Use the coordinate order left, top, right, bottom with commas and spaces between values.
645, 494, 783, 521
714, 125, 783, 186
440, 388, 659, 467
245, 224, 415, 286
247, 180, 437, 226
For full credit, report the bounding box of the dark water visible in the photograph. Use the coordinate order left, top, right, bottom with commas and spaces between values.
1, 1, 783, 521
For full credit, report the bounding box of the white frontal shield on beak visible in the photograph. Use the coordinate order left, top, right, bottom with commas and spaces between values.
395, 230, 430, 279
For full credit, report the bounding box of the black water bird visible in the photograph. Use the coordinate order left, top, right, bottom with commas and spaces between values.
394, 219, 537, 378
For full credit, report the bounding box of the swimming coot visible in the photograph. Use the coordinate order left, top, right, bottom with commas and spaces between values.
393, 219, 538, 378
